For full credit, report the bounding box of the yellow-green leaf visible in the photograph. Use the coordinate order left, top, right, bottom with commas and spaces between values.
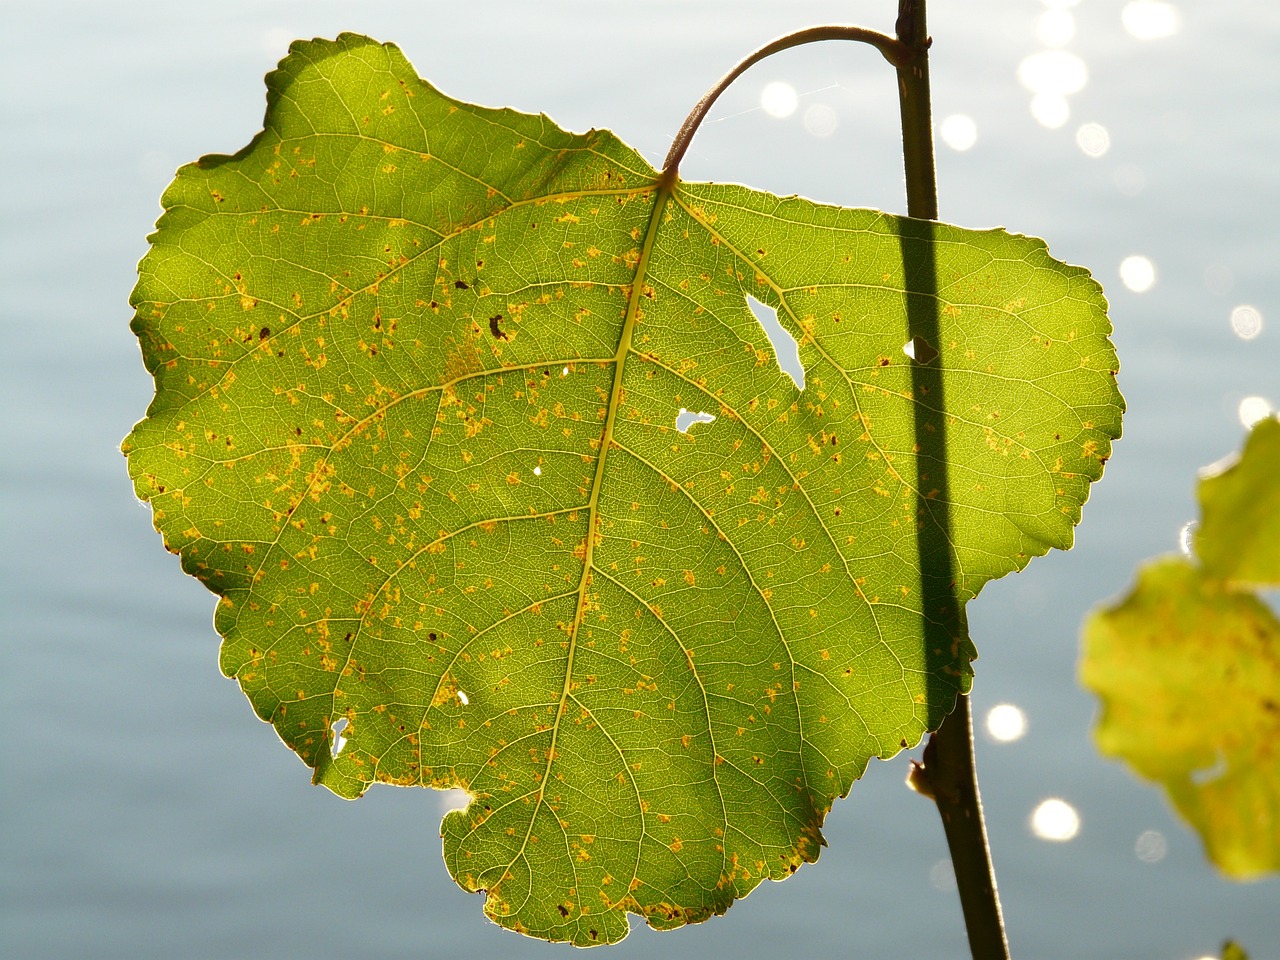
125, 34, 1121, 943
1197, 416, 1280, 586
1081, 560, 1280, 878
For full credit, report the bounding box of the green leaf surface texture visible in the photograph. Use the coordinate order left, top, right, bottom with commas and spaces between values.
124, 35, 1121, 943
1081, 416, 1280, 880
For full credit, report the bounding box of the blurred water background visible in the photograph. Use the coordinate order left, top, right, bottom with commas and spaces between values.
2, 1, 1277, 957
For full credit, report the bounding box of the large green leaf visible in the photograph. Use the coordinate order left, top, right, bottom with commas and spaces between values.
1081, 416, 1280, 880
124, 34, 1121, 943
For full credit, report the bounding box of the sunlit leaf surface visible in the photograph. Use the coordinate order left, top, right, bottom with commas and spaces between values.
1082, 417, 1280, 880
1197, 416, 1280, 586
125, 34, 1121, 943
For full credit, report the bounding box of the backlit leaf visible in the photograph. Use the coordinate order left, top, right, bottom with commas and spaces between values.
124, 34, 1121, 943
1081, 417, 1280, 880
1197, 416, 1280, 586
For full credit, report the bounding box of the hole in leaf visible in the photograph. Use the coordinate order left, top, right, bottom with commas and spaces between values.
437, 787, 472, 816
457, 689, 470, 706
533, 465, 542, 476
675, 408, 716, 433
903, 336, 939, 364
746, 295, 804, 390
330, 717, 348, 758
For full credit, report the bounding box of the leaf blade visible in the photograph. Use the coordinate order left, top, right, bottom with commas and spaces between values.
1081, 557, 1280, 879
125, 34, 1123, 942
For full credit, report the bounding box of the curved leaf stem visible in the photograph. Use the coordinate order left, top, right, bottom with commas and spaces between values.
894, 2, 1009, 958
660, 25, 912, 185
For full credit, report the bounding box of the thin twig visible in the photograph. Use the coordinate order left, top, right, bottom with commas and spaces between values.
894, 1, 1010, 957
661, 25, 912, 185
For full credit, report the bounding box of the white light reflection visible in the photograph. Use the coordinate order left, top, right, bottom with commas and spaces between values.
939, 114, 978, 151
803, 104, 838, 138
1122, 1, 1181, 40
1238, 396, 1274, 428
1075, 122, 1110, 157
1135, 829, 1168, 863
985, 704, 1028, 743
1177, 521, 1197, 557
1119, 255, 1156, 293
1018, 50, 1088, 97
1031, 798, 1081, 841
1230, 305, 1263, 340
533, 465, 542, 477
1036, 10, 1076, 47
1031, 95, 1070, 129
761, 81, 798, 119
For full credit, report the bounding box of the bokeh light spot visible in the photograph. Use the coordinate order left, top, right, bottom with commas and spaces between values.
1031, 95, 1070, 128
985, 704, 1028, 743
1076, 122, 1110, 157
1238, 396, 1274, 428
940, 114, 978, 151
1018, 50, 1088, 96
1230, 304, 1263, 340
1037, 10, 1076, 47
1031, 798, 1081, 841
802, 104, 838, 138
1122, 1, 1181, 40
1119, 255, 1156, 292
1135, 830, 1168, 863
761, 81, 798, 119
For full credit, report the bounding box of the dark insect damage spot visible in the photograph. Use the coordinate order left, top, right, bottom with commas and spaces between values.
489, 315, 508, 340
557, 905, 569, 917
454, 279, 469, 290
259, 327, 270, 340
